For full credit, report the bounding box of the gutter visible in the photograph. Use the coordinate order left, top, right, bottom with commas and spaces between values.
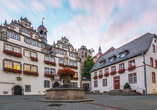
142, 52, 147, 95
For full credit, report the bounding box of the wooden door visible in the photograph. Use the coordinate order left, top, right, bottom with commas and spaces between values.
14, 86, 22, 95
115, 80, 120, 89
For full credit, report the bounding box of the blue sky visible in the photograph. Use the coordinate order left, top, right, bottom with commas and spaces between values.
0, 0, 157, 56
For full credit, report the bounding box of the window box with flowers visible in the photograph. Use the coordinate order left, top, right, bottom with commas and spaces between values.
128, 66, 136, 71
104, 73, 109, 77
93, 75, 98, 80
72, 77, 78, 80
44, 73, 54, 78
98, 74, 103, 79
44, 60, 56, 66
30, 56, 38, 62
3, 67, 22, 74
110, 71, 117, 75
3, 50, 22, 58
118, 69, 126, 74
23, 71, 39, 76
59, 63, 64, 67
70, 65, 78, 69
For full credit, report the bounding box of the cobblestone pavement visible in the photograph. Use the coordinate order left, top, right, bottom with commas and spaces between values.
0, 94, 157, 110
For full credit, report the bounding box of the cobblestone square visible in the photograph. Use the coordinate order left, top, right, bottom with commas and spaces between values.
0, 94, 157, 110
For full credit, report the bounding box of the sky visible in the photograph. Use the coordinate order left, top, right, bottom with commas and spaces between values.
0, 0, 157, 56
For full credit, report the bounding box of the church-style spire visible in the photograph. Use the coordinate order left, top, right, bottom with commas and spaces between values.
98, 45, 101, 53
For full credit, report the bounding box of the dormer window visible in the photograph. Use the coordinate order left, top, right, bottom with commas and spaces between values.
117, 54, 120, 58
106, 59, 108, 62
110, 57, 114, 62
119, 49, 129, 58
121, 53, 125, 57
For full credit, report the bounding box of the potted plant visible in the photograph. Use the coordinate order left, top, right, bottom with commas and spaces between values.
104, 73, 109, 77
93, 75, 97, 80
118, 69, 126, 74
98, 74, 103, 79
110, 71, 117, 75
128, 66, 136, 71
123, 82, 131, 92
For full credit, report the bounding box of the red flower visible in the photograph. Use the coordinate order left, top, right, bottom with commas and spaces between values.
110, 71, 117, 75
98, 74, 103, 78
44, 60, 56, 66
93, 76, 97, 80
128, 66, 136, 71
30, 56, 38, 62
57, 68, 75, 78
118, 69, 126, 74
72, 77, 78, 80
59, 63, 64, 67
44, 73, 54, 78
3, 67, 22, 74
3, 50, 22, 58
23, 71, 39, 76
70, 65, 78, 69
104, 73, 109, 77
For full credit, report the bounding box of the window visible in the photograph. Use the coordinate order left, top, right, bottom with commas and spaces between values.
129, 73, 137, 83
50, 58, 54, 62
56, 49, 58, 54
24, 50, 30, 57
31, 52, 36, 58
105, 68, 109, 73
60, 50, 63, 55
13, 62, 20, 70
82, 52, 84, 57
155, 60, 157, 69
85, 52, 87, 58
70, 61, 73, 66
44, 80, 50, 88
8, 32, 13, 38
59, 59, 63, 64
152, 72, 156, 83
4, 61, 12, 68
5, 44, 12, 51
27, 31, 30, 35
110, 57, 114, 62
45, 68, 49, 74
94, 72, 97, 76
22, 29, 25, 33
119, 63, 124, 69
66, 46, 68, 49
111, 66, 116, 71
153, 44, 155, 53
71, 82, 77, 87
14, 34, 19, 40
26, 39, 30, 44
37, 43, 41, 48
31, 66, 37, 72
121, 53, 125, 57
73, 54, 75, 57
14, 47, 20, 53
70, 53, 73, 57
150, 57, 153, 67
25, 85, 31, 92
24, 65, 30, 71
103, 79, 107, 86
31, 40, 35, 46
94, 81, 98, 87
63, 45, 65, 48
50, 69, 55, 74
129, 60, 135, 67
99, 70, 103, 75
74, 62, 77, 66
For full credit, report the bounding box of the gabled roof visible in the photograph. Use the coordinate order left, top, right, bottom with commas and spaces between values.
90, 33, 157, 73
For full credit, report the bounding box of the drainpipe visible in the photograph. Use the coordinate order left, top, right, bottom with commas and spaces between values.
142, 52, 147, 95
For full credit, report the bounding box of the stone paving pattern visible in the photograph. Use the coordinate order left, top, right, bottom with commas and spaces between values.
0, 94, 157, 110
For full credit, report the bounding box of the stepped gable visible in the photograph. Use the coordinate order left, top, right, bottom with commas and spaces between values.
90, 33, 157, 73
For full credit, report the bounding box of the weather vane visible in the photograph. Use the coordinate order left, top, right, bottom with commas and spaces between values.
42, 17, 44, 25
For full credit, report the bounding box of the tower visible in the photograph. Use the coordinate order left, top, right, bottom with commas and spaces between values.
37, 17, 47, 44
98, 45, 101, 53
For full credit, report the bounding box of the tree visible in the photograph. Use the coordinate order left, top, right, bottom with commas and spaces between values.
82, 55, 94, 79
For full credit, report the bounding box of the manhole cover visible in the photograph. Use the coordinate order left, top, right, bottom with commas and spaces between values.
47, 104, 63, 107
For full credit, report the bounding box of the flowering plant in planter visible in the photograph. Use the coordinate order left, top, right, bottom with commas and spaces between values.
70, 65, 78, 69
104, 73, 109, 77
23, 71, 39, 76
59, 63, 64, 67
128, 66, 136, 71
30, 56, 38, 61
93, 75, 97, 80
118, 69, 126, 74
3, 67, 22, 74
98, 74, 103, 79
44, 73, 54, 78
3, 50, 22, 58
44, 60, 56, 66
57, 68, 75, 78
110, 71, 117, 75
72, 77, 78, 80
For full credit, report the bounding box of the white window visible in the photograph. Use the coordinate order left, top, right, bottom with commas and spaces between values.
24, 65, 30, 71
74, 62, 77, 66
14, 34, 19, 40
27, 31, 30, 35
95, 72, 97, 76
103, 79, 107, 86
70, 61, 73, 66
44, 80, 50, 88
31, 40, 35, 46
26, 39, 30, 44
25, 50, 30, 57
45, 56, 49, 61
31, 66, 37, 72
13, 62, 20, 70
70, 53, 73, 57
22, 29, 25, 33
94, 81, 98, 87
129, 60, 135, 67
50, 69, 55, 74
25, 85, 31, 92
31, 52, 36, 57
50, 58, 54, 62
73, 54, 75, 57
45, 68, 49, 74
37, 43, 41, 48
59, 59, 63, 64
56, 49, 58, 54
112, 66, 116, 71
5, 44, 12, 51
4, 61, 12, 68
120, 64, 124, 69
100, 70, 103, 75
8, 32, 13, 38
129, 73, 136, 83
105, 69, 109, 73
14, 47, 20, 53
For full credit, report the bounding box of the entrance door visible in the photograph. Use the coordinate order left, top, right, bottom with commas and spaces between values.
53, 82, 59, 88
114, 76, 120, 89
14, 86, 22, 95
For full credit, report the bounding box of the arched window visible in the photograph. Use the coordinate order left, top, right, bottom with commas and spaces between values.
85, 52, 87, 58
82, 52, 84, 58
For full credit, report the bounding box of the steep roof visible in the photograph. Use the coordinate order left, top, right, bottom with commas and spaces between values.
90, 33, 156, 73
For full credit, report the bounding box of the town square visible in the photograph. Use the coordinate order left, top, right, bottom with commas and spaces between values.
0, 0, 157, 110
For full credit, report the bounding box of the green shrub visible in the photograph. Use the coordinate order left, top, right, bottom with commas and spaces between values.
124, 82, 131, 88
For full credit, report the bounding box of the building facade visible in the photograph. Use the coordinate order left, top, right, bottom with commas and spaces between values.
0, 17, 81, 95
90, 33, 157, 94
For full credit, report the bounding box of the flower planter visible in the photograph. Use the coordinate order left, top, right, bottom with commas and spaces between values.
70, 66, 78, 69
98, 74, 103, 79
59, 63, 64, 67
44, 73, 54, 78
104, 73, 109, 77
30, 56, 38, 62
57, 68, 75, 78
118, 69, 126, 74
44, 60, 56, 66
3, 67, 22, 74
93, 76, 97, 80
3, 50, 22, 58
128, 66, 136, 71
72, 77, 78, 80
123, 88, 131, 92
110, 71, 117, 75
23, 71, 39, 76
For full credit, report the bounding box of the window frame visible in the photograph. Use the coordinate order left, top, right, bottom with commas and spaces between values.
94, 72, 97, 76
24, 50, 30, 57
150, 57, 153, 67
119, 63, 125, 70
99, 70, 103, 75
4, 60, 12, 69
44, 80, 50, 88
153, 44, 155, 53
128, 73, 137, 84
25, 85, 31, 92
37, 42, 41, 48
103, 79, 107, 87
111, 66, 116, 72
152, 72, 156, 83
94, 81, 98, 87
128, 59, 135, 67
105, 68, 109, 73
155, 60, 157, 69
31, 40, 36, 46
